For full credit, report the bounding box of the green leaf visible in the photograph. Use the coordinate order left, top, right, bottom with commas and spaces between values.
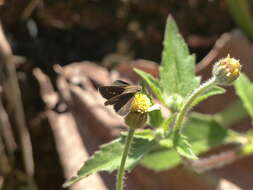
63, 136, 156, 187
173, 133, 198, 160
131, 129, 155, 140
141, 149, 181, 171
140, 113, 234, 171
134, 68, 165, 104
148, 109, 164, 128
159, 15, 200, 97
183, 113, 231, 146
159, 138, 173, 148
214, 100, 248, 127
191, 86, 226, 107
161, 113, 176, 132
234, 73, 253, 118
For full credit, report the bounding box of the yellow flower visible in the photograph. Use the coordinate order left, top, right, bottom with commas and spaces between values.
130, 93, 152, 113
213, 54, 241, 85
125, 93, 156, 129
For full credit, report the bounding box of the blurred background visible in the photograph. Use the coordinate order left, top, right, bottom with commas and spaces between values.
1, 0, 253, 190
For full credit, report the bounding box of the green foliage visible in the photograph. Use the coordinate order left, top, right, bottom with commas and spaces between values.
173, 133, 198, 160
63, 135, 156, 187
129, 129, 155, 140
65, 15, 248, 189
135, 16, 200, 107
214, 100, 248, 127
141, 149, 180, 171
234, 73, 253, 118
148, 109, 164, 128
191, 86, 225, 107
140, 113, 234, 171
134, 69, 165, 104
159, 16, 200, 97
183, 113, 231, 145
161, 113, 176, 132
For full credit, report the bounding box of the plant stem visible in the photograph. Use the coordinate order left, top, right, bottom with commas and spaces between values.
117, 128, 135, 190
173, 77, 216, 133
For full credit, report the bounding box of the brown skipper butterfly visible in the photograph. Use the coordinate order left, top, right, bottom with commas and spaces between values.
98, 80, 141, 116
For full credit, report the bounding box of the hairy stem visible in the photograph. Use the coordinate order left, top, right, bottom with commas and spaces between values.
117, 128, 135, 190
173, 77, 216, 133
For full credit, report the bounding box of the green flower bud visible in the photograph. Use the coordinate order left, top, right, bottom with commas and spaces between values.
125, 112, 148, 129
212, 55, 241, 85
165, 94, 183, 112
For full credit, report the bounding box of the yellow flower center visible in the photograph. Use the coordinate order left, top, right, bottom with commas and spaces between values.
131, 93, 152, 113
218, 55, 241, 79
213, 54, 242, 85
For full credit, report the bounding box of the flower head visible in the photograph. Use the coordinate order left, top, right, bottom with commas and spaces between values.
125, 92, 159, 129
130, 93, 152, 113
212, 55, 241, 85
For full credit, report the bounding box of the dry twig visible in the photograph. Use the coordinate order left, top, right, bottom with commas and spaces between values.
0, 22, 38, 190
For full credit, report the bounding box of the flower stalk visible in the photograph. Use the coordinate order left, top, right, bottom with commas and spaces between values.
116, 128, 135, 190
117, 92, 151, 190
172, 77, 217, 134
173, 55, 241, 135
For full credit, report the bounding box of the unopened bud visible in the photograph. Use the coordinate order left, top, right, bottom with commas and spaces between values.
212, 55, 241, 85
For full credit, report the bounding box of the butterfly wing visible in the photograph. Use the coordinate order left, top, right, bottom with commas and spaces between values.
98, 86, 125, 99
98, 80, 130, 99
112, 93, 134, 116
115, 96, 134, 116
104, 92, 133, 105
112, 80, 130, 86
99, 80, 141, 116
98, 80, 141, 99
